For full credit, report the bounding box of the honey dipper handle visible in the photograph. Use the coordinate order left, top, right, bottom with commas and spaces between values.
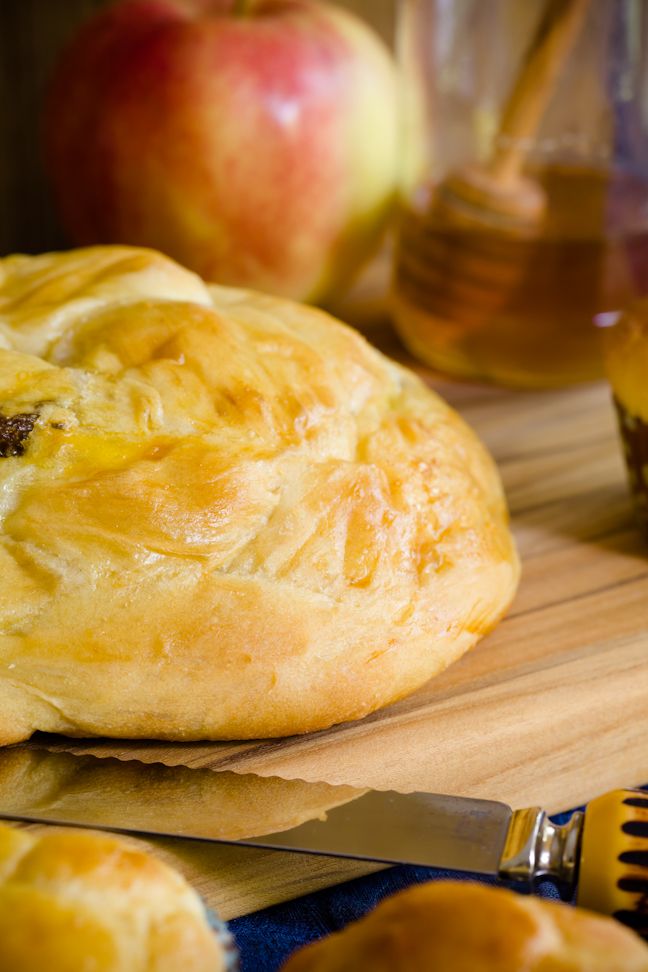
488, 0, 591, 186
577, 789, 648, 939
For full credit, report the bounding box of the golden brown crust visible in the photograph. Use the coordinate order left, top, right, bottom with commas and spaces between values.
281, 880, 648, 972
0, 819, 227, 971
0, 246, 519, 742
603, 302, 648, 422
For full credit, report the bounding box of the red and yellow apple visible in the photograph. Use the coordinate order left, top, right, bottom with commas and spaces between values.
44, 0, 399, 303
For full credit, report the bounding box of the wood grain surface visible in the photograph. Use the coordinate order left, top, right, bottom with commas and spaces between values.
23, 329, 648, 918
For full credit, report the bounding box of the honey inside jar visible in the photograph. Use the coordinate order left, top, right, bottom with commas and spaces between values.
393, 164, 648, 388
394, 0, 648, 388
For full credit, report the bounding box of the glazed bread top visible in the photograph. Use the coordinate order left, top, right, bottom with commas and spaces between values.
0, 246, 518, 742
281, 880, 648, 972
0, 820, 228, 972
603, 301, 648, 421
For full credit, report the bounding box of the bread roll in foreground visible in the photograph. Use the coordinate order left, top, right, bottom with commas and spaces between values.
0, 246, 518, 743
0, 821, 234, 972
281, 880, 648, 972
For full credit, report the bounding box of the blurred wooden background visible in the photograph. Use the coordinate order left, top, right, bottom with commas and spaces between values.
0, 0, 395, 257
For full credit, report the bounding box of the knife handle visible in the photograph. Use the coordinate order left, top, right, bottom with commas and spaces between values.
577, 788, 648, 939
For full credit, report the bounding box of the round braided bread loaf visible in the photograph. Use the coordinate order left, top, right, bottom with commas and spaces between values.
0, 246, 518, 742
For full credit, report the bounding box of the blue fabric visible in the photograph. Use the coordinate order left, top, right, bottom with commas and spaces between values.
228, 806, 579, 972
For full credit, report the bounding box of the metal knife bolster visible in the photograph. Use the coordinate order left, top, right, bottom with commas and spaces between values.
499, 806, 584, 898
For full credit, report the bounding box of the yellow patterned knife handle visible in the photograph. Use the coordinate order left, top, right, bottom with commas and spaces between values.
577, 789, 648, 938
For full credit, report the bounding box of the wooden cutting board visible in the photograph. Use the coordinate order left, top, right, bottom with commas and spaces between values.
25, 329, 648, 919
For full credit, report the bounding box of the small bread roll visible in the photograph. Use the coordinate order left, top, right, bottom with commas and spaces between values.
0, 820, 233, 971
0, 245, 518, 743
281, 880, 648, 972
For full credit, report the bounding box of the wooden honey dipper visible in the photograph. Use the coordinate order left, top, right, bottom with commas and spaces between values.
434, 0, 592, 230
395, 0, 593, 355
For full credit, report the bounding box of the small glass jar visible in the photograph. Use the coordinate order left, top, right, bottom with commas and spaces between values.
393, 0, 648, 387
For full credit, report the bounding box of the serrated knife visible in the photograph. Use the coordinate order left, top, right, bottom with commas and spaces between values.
0, 748, 645, 936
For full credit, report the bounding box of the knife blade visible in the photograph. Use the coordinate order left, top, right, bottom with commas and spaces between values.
0, 748, 508, 874
1, 746, 646, 936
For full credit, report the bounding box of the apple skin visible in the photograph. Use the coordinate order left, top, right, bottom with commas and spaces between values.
44, 0, 399, 303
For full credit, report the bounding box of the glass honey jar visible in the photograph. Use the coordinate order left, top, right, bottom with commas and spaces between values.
393, 0, 648, 387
